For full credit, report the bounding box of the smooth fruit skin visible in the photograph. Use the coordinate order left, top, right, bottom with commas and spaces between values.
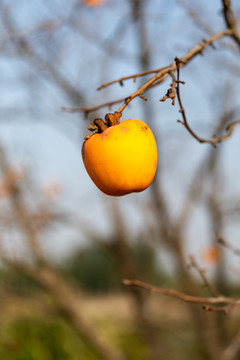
82, 119, 157, 196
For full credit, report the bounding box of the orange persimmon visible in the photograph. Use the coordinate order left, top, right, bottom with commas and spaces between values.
82, 115, 157, 196
82, 0, 106, 7
201, 245, 221, 266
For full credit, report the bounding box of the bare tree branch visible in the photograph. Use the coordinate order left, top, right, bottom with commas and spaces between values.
222, 0, 240, 47
95, 29, 232, 114
217, 234, 240, 257
62, 97, 126, 117
122, 279, 240, 310
175, 57, 240, 146
188, 255, 222, 297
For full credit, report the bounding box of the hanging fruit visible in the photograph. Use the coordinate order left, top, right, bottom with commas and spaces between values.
82, 112, 157, 196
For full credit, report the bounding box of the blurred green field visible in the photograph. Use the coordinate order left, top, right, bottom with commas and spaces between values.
1, 290, 239, 360
1, 243, 240, 360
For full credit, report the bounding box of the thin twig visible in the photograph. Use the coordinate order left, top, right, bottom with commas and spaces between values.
93, 29, 232, 114
117, 29, 232, 113
62, 97, 126, 117
67, 29, 233, 118
159, 71, 179, 105
64, 73, 170, 116
122, 279, 240, 310
216, 234, 240, 257
98, 29, 231, 92
202, 304, 235, 314
97, 66, 170, 91
188, 255, 222, 297
222, 0, 240, 47
175, 57, 240, 146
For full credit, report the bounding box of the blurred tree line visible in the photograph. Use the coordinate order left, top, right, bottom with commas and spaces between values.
1, 241, 168, 294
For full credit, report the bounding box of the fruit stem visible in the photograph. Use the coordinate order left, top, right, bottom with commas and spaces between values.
105, 112, 122, 126
93, 118, 108, 132
85, 112, 122, 139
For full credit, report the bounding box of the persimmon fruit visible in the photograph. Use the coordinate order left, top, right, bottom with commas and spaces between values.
82, 0, 106, 7
82, 113, 157, 196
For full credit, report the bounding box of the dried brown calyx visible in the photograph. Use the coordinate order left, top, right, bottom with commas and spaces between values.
85, 112, 122, 139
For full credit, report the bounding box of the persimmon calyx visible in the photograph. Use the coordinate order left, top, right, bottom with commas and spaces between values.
85, 112, 122, 140
105, 112, 122, 127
